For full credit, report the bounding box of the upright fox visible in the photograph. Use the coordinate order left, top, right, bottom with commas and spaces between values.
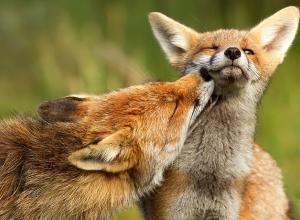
0, 74, 213, 219
141, 6, 299, 220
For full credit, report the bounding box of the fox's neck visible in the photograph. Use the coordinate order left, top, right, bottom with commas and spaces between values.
178, 80, 267, 180
170, 81, 267, 219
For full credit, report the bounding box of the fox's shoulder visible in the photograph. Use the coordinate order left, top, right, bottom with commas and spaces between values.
250, 144, 283, 179
240, 144, 289, 220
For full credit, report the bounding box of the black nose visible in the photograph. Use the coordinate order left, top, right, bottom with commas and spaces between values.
224, 47, 241, 60
199, 67, 212, 82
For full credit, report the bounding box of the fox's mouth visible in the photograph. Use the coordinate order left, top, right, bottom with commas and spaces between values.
209, 65, 248, 81
200, 65, 249, 95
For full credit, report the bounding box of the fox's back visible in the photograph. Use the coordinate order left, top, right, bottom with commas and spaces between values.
0, 118, 84, 217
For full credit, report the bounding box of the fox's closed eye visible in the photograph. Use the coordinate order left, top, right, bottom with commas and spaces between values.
170, 99, 180, 120
203, 46, 219, 50
243, 48, 255, 55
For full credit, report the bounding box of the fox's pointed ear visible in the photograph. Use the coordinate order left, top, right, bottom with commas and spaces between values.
38, 96, 90, 122
149, 12, 199, 63
68, 128, 138, 173
250, 6, 299, 63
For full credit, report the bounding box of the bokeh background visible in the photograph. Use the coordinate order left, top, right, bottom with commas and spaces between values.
0, 0, 299, 219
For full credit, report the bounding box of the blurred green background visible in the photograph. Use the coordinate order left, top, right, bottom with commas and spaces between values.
0, 0, 299, 219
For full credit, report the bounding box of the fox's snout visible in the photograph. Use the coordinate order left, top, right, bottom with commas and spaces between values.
208, 46, 258, 79
185, 45, 260, 94
194, 46, 260, 94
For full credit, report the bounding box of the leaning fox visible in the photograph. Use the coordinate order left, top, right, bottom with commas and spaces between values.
141, 6, 299, 220
0, 74, 213, 219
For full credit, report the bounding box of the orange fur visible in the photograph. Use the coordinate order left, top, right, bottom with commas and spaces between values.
239, 145, 290, 220
0, 74, 212, 219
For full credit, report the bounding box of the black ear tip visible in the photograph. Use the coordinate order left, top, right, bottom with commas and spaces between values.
37, 97, 86, 122
37, 101, 51, 118
199, 67, 213, 82
37, 101, 57, 122
38, 101, 50, 113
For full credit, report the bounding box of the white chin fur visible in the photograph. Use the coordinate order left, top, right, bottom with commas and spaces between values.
189, 80, 214, 127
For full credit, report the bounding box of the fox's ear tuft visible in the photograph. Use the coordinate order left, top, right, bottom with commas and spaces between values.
250, 6, 299, 63
38, 96, 89, 122
149, 12, 199, 63
68, 128, 138, 173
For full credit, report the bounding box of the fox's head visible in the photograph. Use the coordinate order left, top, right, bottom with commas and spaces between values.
149, 6, 299, 95
38, 74, 213, 182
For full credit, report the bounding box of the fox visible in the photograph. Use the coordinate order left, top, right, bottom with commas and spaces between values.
0, 73, 214, 220
140, 6, 299, 220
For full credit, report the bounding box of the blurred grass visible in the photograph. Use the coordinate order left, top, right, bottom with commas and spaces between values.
0, 0, 299, 219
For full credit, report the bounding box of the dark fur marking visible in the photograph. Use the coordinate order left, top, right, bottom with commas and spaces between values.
287, 200, 296, 220
38, 97, 86, 122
